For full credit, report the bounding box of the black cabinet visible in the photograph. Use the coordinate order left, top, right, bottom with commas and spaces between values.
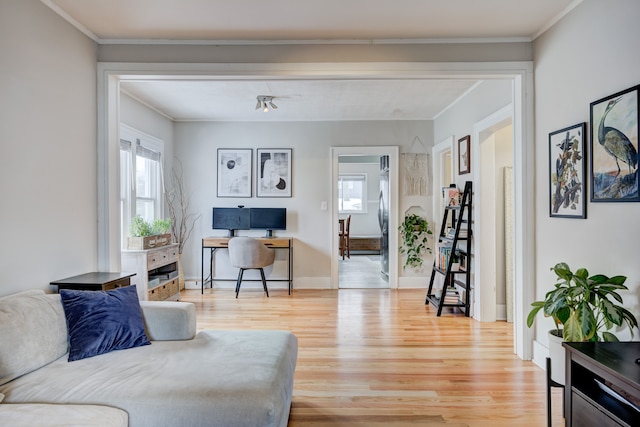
564, 342, 640, 427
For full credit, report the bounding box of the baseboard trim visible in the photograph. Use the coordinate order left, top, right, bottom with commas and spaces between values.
397, 276, 429, 289
531, 339, 549, 370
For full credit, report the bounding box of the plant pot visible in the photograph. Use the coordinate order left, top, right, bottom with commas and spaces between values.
127, 233, 172, 250
548, 329, 565, 385
177, 253, 185, 291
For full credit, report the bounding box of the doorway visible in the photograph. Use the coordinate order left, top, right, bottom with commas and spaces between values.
99, 62, 534, 359
472, 106, 515, 323
338, 154, 390, 289
331, 146, 399, 290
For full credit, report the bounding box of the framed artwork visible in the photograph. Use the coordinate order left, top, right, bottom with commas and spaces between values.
589, 84, 640, 202
257, 148, 292, 197
217, 148, 252, 197
458, 135, 470, 175
549, 123, 587, 218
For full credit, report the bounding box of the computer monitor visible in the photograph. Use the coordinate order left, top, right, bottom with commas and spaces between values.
250, 208, 287, 237
212, 207, 250, 237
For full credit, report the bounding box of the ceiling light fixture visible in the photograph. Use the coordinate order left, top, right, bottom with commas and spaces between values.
256, 95, 278, 113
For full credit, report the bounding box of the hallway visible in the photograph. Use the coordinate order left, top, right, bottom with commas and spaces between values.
339, 254, 389, 289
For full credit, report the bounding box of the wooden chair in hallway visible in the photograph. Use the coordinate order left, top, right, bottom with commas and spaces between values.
339, 214, 351, 259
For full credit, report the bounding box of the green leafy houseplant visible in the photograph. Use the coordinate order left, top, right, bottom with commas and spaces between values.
151, 218, 171, 235
527, 262, 638, 342
399, 214, 432, 270
129, 216, 171, 237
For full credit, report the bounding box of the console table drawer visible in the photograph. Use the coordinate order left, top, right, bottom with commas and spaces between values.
148, 278, 179, 301
147, 247, 178, 270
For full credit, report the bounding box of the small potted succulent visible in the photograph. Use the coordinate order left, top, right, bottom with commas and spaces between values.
527, 262, 638, 384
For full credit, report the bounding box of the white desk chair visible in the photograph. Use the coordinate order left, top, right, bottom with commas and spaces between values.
228, 237, 275, 298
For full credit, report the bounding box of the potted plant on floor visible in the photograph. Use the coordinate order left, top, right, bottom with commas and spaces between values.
399, 214, 432, 270
527, 262, 638, 384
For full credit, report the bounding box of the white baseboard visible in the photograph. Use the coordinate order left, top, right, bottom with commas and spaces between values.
184, 277, 331, 290
397, 276, 429, 289
531, 339, 549, 370
291, 277, 331, 289
187, 276, 437, 290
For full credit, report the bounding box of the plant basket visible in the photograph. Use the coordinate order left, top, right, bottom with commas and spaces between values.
548, 329, 565, 385
127, 233, 172, 250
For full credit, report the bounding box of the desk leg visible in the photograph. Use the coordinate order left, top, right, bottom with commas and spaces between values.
289, 243, 292, 294
209, 248, 214, 291
201, 247, 216, 294
201, 246, 204, 294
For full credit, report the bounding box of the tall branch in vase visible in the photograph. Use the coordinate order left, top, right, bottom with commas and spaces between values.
165, 160, 201, 288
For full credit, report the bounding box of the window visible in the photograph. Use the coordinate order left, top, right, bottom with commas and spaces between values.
120, 125, 164, 248
338, 174, 367, 213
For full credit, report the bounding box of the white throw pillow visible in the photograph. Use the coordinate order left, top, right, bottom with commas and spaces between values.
0, 292, 68, 386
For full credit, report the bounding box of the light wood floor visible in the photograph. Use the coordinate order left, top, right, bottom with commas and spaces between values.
180, 288, 564, 427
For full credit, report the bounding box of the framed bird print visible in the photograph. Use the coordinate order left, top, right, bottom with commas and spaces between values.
589, 84, 640, 202
458, 135, 470, 175
549, 123, 587, 218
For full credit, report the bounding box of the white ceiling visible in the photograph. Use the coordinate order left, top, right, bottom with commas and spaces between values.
43, 0, 580, 121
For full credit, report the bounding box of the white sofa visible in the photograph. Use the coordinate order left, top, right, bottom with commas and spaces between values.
0, 290, 298, 427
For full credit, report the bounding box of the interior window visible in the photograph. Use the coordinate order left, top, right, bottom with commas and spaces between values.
120, 125, 164, 248
338, 174, 367, 213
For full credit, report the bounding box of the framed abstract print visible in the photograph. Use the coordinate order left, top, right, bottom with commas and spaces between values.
257, 148, 292, 197
217, 148, 252, 197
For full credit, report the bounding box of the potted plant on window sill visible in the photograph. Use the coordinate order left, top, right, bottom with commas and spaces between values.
399, 214, 432, 270
127, 216, 172, 250
526, 262, 638, 385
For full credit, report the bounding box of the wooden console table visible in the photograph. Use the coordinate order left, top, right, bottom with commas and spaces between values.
50, 272, 135, 293
201, 237, 293, 295
563, 342, 640, 426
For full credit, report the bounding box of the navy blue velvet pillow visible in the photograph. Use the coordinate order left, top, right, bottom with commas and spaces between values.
60, 286, 150, 362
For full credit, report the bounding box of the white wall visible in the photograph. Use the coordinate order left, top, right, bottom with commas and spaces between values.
532, 0, 640, 363
174, 120, 433, 286
0, 0, 97, 296
120, 93, 175, 171
435, 80, 513, 161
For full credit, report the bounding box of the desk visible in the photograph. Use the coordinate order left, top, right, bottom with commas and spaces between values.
50, 272, 136, 293
201, 237, 292, 295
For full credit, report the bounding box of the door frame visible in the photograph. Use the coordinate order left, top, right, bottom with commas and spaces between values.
97, 61, 535, 360
472, 105, 513, 322
431, 136, 455, 237
472, 103, 530, 357
331, 146, 399, 289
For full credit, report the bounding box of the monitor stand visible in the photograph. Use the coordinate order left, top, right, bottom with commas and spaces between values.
227, 229, 237, 238
264, 230, 274, 238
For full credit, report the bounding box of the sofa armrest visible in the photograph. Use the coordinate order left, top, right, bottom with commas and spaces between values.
139, 301, 196, 341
